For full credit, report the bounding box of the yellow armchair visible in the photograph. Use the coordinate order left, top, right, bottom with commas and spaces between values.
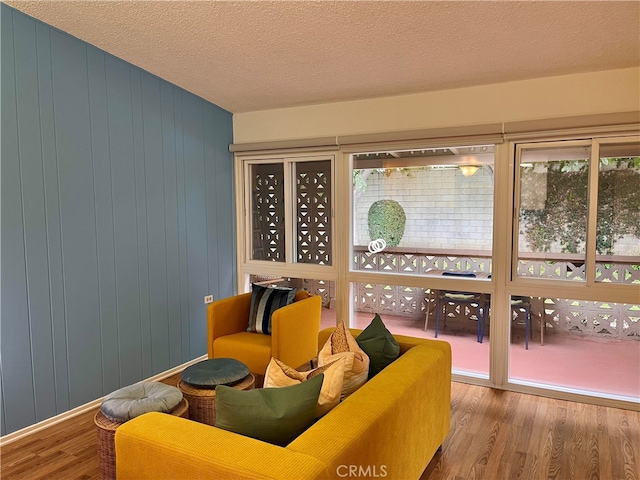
207, 290, 322, 381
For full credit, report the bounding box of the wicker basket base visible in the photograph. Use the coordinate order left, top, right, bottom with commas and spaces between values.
178, 373, 255, 426
94, 398, 189, 480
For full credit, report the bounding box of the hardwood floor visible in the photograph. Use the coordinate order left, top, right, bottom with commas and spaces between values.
421, 384, 639, 480
1, 373, 182, 480
2, 378, 638, 480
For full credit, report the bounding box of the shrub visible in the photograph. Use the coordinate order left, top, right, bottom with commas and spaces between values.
367, 200, 406, 247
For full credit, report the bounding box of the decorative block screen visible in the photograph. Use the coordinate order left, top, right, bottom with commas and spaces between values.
296, 160, 332, 265
251, 164, 285, 262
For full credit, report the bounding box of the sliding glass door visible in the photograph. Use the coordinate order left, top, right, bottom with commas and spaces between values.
349, 145, 495, 377
509, 137, 640, 401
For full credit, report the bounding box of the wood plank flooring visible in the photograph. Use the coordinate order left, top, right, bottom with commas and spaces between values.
2, 378, 638, 480
1, 373, 182, 480
421, 383, 639, 480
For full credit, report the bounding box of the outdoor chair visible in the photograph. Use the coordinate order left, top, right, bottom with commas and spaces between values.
434, 272, 488, 343
511, 295, 532, 349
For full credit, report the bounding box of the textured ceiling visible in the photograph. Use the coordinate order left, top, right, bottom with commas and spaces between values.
5, 1, 640, 113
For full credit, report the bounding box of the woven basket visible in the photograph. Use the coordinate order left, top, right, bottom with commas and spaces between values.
178, 373, 255, 426
94, 398, 189, 480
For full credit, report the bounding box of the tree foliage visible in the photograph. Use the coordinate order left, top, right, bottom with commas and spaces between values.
521, 158, 640, 254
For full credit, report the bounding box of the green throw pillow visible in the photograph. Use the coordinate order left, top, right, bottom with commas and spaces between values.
214, 374, 323, 446
356, 314, 400, 378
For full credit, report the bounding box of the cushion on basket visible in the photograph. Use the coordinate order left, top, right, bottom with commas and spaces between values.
247, 283, 297, 334
181, 358, 250, 388
100, 382, 183, 422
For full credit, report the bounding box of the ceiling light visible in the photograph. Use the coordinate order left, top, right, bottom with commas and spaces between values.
459, 165, 480, 177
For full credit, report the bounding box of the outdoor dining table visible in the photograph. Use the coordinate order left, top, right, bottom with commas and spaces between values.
423, 271, 489, 340
423, 270, 545, 347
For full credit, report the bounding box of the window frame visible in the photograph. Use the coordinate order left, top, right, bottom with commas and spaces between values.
510, 135, 640, 306
234, 151, 338, 292
233, 123, 639, 410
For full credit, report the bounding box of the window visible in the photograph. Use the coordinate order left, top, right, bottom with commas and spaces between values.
250, 163, 285, 262
510, 136, 639, 402
516, 143, 590, 281
596, 141, 640, 284
235, 127, 639, 408
514, 138, 640, 285
352, 145, 495, 277
296, 160, 332, 265
238, 154, 336, 296
348, 144, 495, 377
245, 157, 333, 266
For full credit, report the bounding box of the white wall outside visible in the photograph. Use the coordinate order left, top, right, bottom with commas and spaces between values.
355, 167, 494, 250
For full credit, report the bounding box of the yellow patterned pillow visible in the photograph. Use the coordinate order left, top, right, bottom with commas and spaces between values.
317, 321, 370, 399
264, 357, 346, 417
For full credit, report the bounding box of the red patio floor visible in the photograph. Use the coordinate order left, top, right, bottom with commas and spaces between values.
319, 308, 640, 401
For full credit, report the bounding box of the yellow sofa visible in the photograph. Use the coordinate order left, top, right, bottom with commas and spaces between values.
115, 329, 451, 479
207, 290, 322, 381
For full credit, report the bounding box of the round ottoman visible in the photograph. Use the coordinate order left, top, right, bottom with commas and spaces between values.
94, 382, 188, 480
178, 358, 255, 425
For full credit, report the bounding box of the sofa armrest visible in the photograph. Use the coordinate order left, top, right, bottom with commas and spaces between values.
289, 344, 451, 479
115, 412, 329, 480
271, 295, 322, 369
207, 293, 252, 358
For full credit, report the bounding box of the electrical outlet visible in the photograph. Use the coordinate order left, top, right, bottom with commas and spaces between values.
204, 295, 214, 304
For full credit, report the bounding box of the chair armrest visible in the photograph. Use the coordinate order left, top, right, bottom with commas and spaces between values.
207, 293, 252, 358
271, 295, 322, 368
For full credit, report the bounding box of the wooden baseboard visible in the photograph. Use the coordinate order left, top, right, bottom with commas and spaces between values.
0, 354, 207, 446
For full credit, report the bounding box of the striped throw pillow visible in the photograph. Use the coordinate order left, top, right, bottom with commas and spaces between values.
247, 284, 296, 335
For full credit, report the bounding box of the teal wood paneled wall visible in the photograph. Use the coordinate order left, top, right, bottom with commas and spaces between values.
0, 5, 235, 435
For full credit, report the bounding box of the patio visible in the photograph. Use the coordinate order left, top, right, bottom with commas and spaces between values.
319, 308, 640, 400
